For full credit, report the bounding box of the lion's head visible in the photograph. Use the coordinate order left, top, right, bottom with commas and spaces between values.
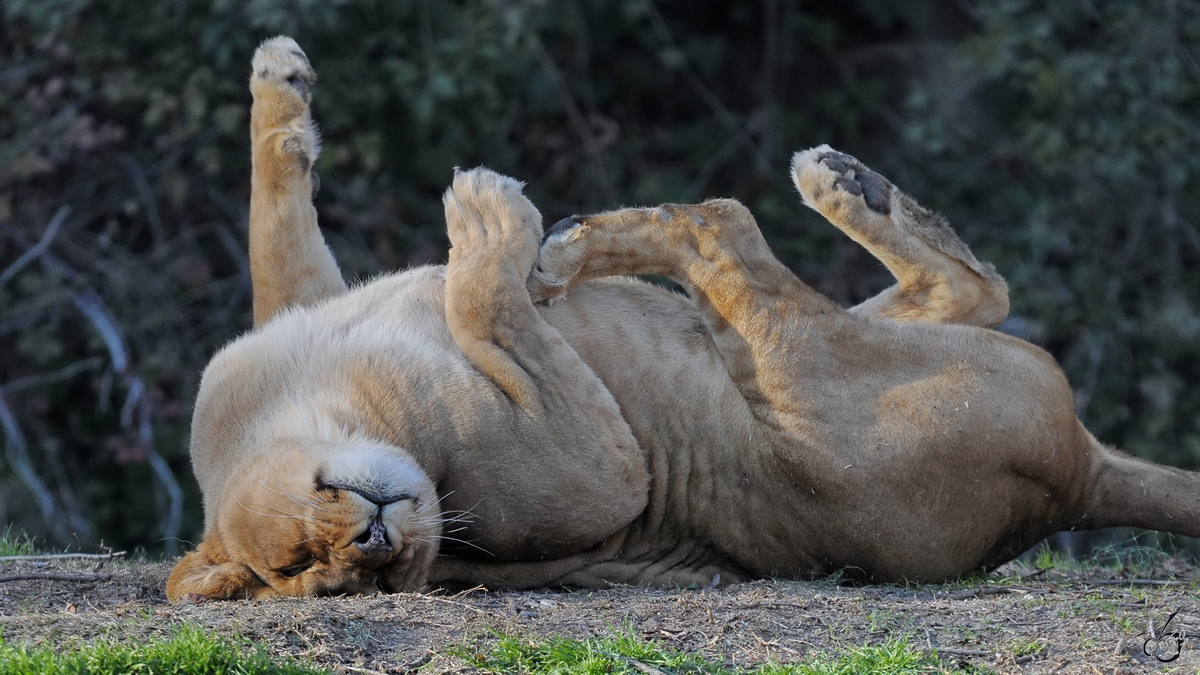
167, 437, 440, 600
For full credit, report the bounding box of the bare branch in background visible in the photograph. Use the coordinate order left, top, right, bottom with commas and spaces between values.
70, 293, 129, 373
642, 0, 777, 180
0, 206, 69, 288
1, 208, 187, 555
117, 153, 165, 251
71, 292, 183, 556
532, 39, 616, 204
0, 357, 103, 396
0, 397, 70, 545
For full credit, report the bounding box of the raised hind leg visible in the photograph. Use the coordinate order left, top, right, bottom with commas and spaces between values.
527, 197, 841, 419
792, 146, 1008, 328
247, 37, 347, 327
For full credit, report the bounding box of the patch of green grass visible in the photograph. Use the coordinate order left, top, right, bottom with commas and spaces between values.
463, 629, 957, 674
763, 641, 951, 674
1010, 538, 1196, 578
1008, 637, 1045, 658
0, 624, 329, 675
0, 526, 36, 556
463, 630, 716, 674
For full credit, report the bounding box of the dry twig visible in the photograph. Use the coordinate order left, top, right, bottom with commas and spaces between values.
0, 572, 112, 583
930, 647, 990, 657
1081, 579, 1185, 587
0, 551, 125, 562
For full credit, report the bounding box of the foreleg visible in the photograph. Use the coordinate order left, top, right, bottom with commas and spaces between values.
247, 37, 347, 327
441, 169, 648, 557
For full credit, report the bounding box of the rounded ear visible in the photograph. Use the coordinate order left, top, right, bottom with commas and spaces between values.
166, 534, 268, 602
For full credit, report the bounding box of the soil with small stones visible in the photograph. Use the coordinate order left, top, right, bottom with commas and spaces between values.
1, 556, 1199, 674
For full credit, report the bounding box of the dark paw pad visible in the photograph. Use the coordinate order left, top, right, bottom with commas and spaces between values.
820, 151, 892, 215
286, 75, 310, 101
833, 177, 862, 196
819, 151, 867, 173
857, 170, 892, 215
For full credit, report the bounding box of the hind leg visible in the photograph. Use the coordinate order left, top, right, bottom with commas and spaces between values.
247, 37, 347, 327
527, 197, 844, 417
791, 146, 1008, 328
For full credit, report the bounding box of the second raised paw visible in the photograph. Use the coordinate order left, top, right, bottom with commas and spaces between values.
792, 145, 894, 216
443, 168, 542, 278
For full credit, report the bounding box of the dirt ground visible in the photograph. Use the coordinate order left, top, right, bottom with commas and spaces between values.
1, 555, 1198, 674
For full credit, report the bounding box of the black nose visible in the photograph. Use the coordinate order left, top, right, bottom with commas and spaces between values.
545, 216, 579, 241
354, 514, 392, 554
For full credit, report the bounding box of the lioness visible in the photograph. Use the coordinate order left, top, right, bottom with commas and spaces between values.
167, 37, 1200, 600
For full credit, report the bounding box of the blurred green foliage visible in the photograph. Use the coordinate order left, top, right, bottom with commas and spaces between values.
0, 0, 1196, 556
896, 0, 1200, 470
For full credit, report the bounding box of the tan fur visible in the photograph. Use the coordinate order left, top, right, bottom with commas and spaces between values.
167, 38, 1200, 601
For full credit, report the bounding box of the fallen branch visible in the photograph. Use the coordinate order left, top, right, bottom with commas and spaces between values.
0, 551, 125, 562
1020, 567, 1050, 581
339, 665, 389, 675
931, 647, 990, 657
0, 572, 112, 583
419, 594, 487, 614
737, 601, 810, 611
1081, 579, 1186, 587
946, 585, 1014, 600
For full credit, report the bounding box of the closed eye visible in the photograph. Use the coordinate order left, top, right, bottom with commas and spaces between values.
278, 559, 315, 578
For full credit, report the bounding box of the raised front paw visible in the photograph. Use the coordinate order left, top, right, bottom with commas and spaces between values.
443, 168, 542, 277
252, 36, 315, 104
792, 145, 893, 217
250, 36, 320, 176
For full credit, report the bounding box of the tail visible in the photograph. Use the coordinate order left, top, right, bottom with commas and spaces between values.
1077, 438, 1200, 537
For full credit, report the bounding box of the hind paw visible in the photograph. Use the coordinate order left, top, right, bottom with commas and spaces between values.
527, 218, 589, 304
792, 145, 894, 218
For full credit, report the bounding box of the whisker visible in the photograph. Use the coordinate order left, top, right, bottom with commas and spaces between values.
253, 477, 334, 513
289, 493, 331, 513
438, 515, 475, 525
235, 499, 336, 525
415, 534, 494, 557
416, 490, 458, 514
